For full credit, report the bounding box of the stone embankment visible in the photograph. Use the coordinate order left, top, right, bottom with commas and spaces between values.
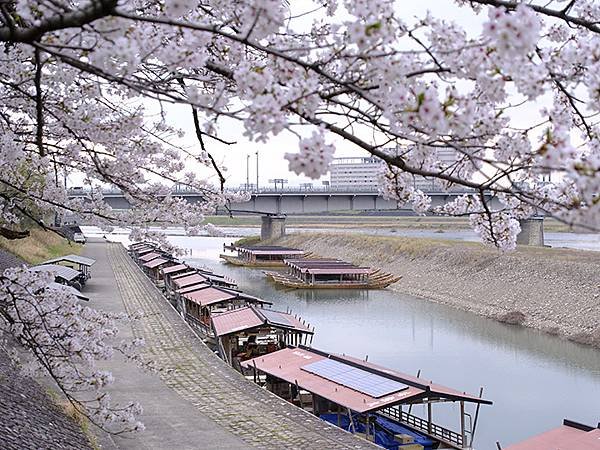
0, 250, 92, 450
274, 233, 600, 348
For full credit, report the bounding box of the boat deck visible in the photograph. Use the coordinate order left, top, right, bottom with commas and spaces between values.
263, 270, 400, 289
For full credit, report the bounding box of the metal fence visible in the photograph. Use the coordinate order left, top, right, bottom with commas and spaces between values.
379, 406, 464, 448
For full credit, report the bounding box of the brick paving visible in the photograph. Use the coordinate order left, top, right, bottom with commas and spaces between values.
93, 241, 375, 449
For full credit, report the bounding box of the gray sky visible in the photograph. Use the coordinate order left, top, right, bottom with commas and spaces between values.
150, 2, 548, 190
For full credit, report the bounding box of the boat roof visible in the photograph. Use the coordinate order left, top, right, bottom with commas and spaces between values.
284, 259, 352, 266
173, 273, 209, 288
237, 245, 305, 256
46, 282, 89, 301
242, 346, 491, 414
143, 258, 171, 269
161, 263, 188, 275
30, 265, 81, 281
176, 283, 211, 294
505, 420, 600, 450
182, 286, 271, 306
129, 241, 153, 249
41, 254, 96, 266
171, 270, 198, 280
183, 287, 237, 307
138, 252, 161, 262
307, 268, 371, 275
133, 246, 156, 255
212, 306, 312, 337
285, 259, 371, 275
168, 267, 235, 286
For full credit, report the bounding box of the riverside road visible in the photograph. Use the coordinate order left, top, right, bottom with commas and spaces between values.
83, 239, 375, 450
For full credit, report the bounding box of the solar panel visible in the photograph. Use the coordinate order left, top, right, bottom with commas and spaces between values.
261, 309, 293, 327
301, 359, 408, 398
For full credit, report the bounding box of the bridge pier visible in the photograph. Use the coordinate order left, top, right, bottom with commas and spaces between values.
261, 215, 286, 240
517, 217, 545, 246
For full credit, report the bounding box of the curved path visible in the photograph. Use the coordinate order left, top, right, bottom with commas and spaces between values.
85, 240, 374, 450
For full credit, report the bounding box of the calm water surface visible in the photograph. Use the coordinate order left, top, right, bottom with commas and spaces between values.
91, 229, 600, 449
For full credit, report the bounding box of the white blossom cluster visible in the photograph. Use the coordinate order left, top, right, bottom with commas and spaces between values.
285, 130, 335, 179
378, 164, 431, 215
2, 0, 600, 431
0, 266, 147, 432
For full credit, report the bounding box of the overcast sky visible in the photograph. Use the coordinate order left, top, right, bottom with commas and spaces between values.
146, 1, 496, 190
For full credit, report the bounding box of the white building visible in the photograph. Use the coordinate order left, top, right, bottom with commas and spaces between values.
329, 157, 384, 190
329, 149, 459, 192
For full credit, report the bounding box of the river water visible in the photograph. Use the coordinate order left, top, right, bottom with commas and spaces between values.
86, 228, 600, 449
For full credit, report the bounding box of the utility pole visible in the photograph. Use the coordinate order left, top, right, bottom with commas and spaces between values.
255, 150, 259, 193
246, 154, 250, 191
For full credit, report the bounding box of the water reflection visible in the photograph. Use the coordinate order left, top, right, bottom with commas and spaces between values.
182, 237, 600, 449
89, 230, 600, 448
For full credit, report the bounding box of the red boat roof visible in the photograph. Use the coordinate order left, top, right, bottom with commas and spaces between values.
143, 258, 169, 269
237, 246, 305, 256
183, 287, 237, 307
285, 259, 371, 275
161, 264, 188, 274
212, 306, 312, 337
177, 283, 211, 294
173, 273, 208, 288
505, 421, 600, 450
242, 347, 491, 414
138, 252, 161, 262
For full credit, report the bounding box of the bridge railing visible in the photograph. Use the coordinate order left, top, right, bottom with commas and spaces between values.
68, 185, 477, 196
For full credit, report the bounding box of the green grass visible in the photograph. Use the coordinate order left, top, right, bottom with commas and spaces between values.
233, 235, 261, 246
0, 228, 81, 264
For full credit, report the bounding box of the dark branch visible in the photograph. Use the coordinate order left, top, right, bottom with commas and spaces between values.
469, 0, 600, 34
0, 0, 118, 43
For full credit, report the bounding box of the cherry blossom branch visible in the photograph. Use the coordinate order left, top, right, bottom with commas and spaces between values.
0, 0, 118, 43
469, 0, 600, 33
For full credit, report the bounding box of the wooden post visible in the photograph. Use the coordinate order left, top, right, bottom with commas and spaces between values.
347, 408, 356, 433
408, 369, 421, 415
470, 387, 484, 448
295, 379, 304, 409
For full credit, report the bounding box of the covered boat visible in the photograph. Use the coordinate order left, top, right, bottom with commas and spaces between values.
242, 346, 491, 450
264, 259, 400, 289
212, 306, 313, 367
181, 286, 272, 339
220, 244, 308, 267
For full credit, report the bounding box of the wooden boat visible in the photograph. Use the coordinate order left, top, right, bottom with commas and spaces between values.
219, 244, 311, 267
264, 259, 401, 289
242, 346, 492, 450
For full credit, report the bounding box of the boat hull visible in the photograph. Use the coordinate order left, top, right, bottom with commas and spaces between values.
219, 254, 287, 267
263, 270, 401, 290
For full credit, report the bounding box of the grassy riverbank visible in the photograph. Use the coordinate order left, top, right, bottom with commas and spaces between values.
0, 228, 81, 264
273, 232, 600, 348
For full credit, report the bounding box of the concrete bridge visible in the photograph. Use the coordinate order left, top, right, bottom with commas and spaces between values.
68, 187, 505, 240
69, 187, 500, 214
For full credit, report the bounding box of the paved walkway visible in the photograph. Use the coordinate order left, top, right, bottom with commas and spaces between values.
84, 240, 375, 449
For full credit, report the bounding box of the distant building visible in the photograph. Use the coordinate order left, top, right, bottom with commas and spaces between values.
329, 157, 384, 189
329, 149, 459, 192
